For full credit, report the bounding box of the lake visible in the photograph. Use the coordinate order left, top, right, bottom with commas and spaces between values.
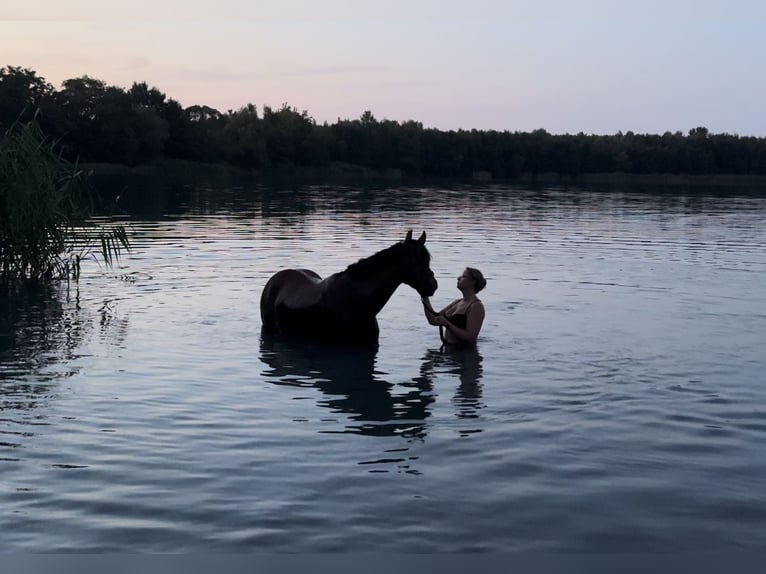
2, 178, 765, 551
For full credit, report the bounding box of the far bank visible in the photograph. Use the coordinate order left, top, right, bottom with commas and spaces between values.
83, 159, 766, 191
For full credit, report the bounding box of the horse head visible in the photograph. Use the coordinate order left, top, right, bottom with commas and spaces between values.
402, 230, 438, 297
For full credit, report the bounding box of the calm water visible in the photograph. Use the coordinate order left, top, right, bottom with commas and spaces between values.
2, 181, 765, 551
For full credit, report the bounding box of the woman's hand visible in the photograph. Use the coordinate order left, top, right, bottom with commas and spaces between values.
421, 296, 442, 326
434, 315, 448, 327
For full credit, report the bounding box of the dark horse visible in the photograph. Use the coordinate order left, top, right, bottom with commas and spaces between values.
260, 230, 438, 344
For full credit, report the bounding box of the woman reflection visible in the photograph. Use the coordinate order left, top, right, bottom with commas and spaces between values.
418, 345, 485, 423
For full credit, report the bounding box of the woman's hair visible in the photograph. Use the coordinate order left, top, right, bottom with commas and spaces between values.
466, 267, 487, 292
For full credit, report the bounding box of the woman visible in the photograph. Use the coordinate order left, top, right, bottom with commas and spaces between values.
422, 267, 486, 345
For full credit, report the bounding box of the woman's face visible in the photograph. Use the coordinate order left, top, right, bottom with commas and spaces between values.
457, 269, 473, 291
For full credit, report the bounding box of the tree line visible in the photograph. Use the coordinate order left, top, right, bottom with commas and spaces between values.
3, 65, 766, 179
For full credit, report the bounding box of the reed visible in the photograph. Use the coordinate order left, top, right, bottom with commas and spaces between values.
0, 120, 130, 280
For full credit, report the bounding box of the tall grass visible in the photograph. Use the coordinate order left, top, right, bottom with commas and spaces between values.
0, 120, 129, 280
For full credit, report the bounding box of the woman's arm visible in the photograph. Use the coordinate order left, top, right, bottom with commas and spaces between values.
421, 297, 441, 325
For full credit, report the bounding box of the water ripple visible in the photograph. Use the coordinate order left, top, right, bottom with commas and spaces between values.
2, 184, 765, 551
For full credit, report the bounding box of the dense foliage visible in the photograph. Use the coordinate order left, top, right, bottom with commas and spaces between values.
0, 119, 129, 280
3, 65, 766, 178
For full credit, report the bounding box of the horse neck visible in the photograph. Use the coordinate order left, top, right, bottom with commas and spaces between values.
341, 263, 406, 317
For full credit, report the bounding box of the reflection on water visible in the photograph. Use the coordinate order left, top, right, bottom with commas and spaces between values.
259, 331, 489, 441
0, 281, 87, 385
1, 282, 130, 385
259, 331, 435, 438
0, 282, 86, 459
2, 178, 766, 551
97, 298, 130, 349
418, 346, 485, 432
91, 173, 766, 226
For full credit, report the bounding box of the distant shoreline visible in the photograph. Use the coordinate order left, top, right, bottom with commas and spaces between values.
83, 159, 766, 189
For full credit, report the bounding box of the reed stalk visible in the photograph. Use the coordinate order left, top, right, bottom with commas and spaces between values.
0, 120, 130, 280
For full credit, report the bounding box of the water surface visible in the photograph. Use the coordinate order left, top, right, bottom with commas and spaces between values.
2, 182, 765, 551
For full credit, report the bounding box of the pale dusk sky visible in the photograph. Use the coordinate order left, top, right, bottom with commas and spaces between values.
2, 0, 765, 135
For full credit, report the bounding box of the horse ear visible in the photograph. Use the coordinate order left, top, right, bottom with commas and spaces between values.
418, 231, 426, 245
405, 229, 413, 241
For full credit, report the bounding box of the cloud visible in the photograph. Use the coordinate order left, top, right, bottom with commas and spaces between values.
122, 55, 152, 71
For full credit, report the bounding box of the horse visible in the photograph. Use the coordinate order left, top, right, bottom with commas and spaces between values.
259, 230, 438, 344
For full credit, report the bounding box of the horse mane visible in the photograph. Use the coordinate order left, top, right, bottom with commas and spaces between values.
345, 240, 430, 280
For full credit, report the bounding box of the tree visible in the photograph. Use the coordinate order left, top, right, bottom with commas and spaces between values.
128, 81, 167, 110
58, 76, 107, 119
0, 66, 56, 131
262, 103, 315, 167
222, 104, 265, 168
55, 76, 108, 159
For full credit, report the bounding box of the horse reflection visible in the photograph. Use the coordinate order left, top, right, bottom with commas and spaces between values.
259, 332, 434, 438
418, 346, 485, 423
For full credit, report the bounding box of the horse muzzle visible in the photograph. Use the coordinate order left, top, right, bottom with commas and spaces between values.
420, 275, 438, 297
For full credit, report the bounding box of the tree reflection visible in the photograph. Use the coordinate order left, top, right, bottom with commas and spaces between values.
259, 331, 435, 438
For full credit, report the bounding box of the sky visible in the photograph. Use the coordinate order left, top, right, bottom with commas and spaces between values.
2, 0, 765, 136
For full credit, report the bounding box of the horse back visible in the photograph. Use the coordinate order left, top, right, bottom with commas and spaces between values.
260, 268, 379, 343
260, 268, 323, 330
